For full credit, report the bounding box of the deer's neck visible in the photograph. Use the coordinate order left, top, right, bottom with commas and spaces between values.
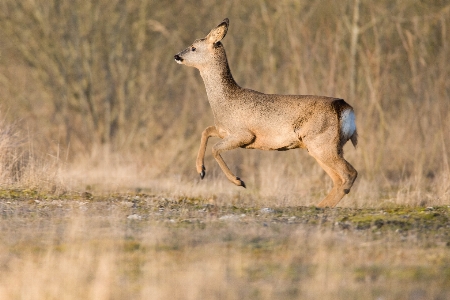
199, 49, 240, 111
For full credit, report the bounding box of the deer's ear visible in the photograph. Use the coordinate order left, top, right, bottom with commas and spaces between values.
206, 18, 229, 44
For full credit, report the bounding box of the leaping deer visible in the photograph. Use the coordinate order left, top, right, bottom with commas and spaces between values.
174, 18, 357, 207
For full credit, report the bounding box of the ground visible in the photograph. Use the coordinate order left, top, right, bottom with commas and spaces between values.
0, 189, 449, 299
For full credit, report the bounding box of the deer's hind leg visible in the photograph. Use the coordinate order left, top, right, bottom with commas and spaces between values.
197, 126, 220, 179
308, 146, 357, 208
211, 132, 255, 188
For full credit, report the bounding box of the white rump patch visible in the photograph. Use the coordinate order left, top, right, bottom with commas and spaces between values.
340, 109, 356, 140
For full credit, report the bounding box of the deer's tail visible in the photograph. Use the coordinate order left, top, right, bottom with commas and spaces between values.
332, 99, 358, 148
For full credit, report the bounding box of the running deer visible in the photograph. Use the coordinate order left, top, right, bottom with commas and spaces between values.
174, 18, 357, 207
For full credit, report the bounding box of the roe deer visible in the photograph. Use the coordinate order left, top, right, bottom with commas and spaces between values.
174, 18, 357, 207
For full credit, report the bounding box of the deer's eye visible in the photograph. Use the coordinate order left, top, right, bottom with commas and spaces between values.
191, 46, 196, 51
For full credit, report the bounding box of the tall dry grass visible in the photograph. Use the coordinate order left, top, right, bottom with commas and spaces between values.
0, 0, 449, 206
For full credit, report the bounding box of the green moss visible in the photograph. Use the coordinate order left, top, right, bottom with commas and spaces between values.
335, 206, 450, 232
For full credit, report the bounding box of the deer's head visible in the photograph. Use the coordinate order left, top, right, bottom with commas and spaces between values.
174, 18, 229, 70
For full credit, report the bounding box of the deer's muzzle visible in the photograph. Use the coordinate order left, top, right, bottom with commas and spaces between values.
174, 54, 183, 64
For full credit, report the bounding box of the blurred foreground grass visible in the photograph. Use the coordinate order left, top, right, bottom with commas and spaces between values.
0, 189, 449, 299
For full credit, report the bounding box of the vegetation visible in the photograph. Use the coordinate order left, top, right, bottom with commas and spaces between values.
0, 0, 448, 204
0, 0, 449, 299
0, 190, 449, 299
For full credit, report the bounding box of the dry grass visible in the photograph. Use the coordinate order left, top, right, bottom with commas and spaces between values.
0, 193, 449, 300
1, 0, 449, 206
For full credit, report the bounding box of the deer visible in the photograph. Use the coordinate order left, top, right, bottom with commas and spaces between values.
174, 18, 358, 208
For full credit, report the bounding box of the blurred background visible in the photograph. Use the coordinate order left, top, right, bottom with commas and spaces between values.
0, 0, 449, 206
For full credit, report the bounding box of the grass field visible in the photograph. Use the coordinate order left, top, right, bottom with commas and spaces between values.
0, 1, 449, 299
0, 189, 449, 299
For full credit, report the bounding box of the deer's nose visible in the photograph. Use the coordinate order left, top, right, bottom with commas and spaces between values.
174, 55, 183, 62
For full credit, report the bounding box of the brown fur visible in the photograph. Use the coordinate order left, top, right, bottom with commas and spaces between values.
174, 18, 358, 207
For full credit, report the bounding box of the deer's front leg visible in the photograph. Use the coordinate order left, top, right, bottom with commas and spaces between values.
197, 126, 220, 179
211, 132, 255, 188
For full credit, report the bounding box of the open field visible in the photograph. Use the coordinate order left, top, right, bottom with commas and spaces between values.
0, 0, 449, 299
0, 189, 449, 299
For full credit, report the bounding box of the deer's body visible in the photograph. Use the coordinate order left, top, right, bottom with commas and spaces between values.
174, 19, 357, 207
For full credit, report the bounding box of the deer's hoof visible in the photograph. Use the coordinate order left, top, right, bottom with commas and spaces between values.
199, 166, 206, 179
236, 177, 246, 188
